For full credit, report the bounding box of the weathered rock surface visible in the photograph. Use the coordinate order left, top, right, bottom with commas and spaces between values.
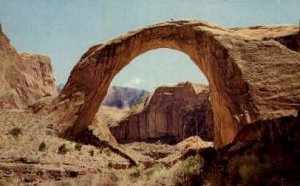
0, 28, 57, 109
109, 82, 214, 144
57, 20, 300, 148
231, 25, 300, 52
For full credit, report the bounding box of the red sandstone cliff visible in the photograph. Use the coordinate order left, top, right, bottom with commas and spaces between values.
109, 82, 214, 144
0, 27, 57, 109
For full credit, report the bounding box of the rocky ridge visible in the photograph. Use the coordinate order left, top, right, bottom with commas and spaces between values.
0, 28, 57, 109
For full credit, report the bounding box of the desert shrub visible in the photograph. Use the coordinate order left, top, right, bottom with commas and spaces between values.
228, 154, 264, 185
58, 144, 68, 154
111, 172, 120, 182
89, 150, 94, 156
98, 139, 109, 146
10, 127, 21, 137
129, 169, 140, 178
74, 143, 82, 151
38, 141, 46, 151
176, 155, 203, 175
145, 163, 167, 178
174, 155, 203, 185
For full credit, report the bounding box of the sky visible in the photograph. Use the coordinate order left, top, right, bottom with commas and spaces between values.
0, 0, 300, 91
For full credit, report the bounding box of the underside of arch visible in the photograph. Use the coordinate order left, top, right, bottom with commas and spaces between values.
56, 20, 300, 148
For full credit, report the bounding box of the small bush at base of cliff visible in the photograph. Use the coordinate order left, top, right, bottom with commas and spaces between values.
89, 150, 94, 156
129, 169, 140, 178
228, 154, 264, 185
145, 163, 167, 178
10, 127, 21, 138
58, 144, 68, 154
173, 155, 204, 186
74, 143, 82, 151
111, 172, 121, 182
227, 153, 292, 186
38, 141, 47, 151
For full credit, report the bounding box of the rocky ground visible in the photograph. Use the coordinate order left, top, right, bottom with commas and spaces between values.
2, 107, 300, 186
0, 108, 212, 185
0, 109, 128, 185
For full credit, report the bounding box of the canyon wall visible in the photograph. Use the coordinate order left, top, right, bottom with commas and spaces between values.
0, 28, 57, 109
110, 82, 214, 144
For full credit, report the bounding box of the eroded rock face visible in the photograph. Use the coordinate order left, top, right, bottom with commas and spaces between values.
57, 20, 300, 148
0, 28, 57, 109
109, 82, 213, 144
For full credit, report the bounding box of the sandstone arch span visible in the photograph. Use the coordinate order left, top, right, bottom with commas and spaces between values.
58, 20, 300, 148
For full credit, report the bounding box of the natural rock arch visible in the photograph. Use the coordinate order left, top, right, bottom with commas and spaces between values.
58, 20, 300, 148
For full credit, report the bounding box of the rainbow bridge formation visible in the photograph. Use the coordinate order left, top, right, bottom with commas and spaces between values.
56, 20, 300, 148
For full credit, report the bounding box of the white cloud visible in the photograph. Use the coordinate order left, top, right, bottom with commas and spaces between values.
123, 77, 144, 88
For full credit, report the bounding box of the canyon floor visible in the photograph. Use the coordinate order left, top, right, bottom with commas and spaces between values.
0, 108, 212, 186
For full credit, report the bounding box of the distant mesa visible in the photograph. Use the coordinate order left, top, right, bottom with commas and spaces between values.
57, 84, 149, 109
102, 86, 149, 109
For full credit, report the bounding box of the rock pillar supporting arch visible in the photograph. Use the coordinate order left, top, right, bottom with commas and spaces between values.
58, 20, 300, 148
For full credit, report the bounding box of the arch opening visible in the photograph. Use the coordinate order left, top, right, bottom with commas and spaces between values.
110, 48, 208, 91
95, 48, 212, 144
